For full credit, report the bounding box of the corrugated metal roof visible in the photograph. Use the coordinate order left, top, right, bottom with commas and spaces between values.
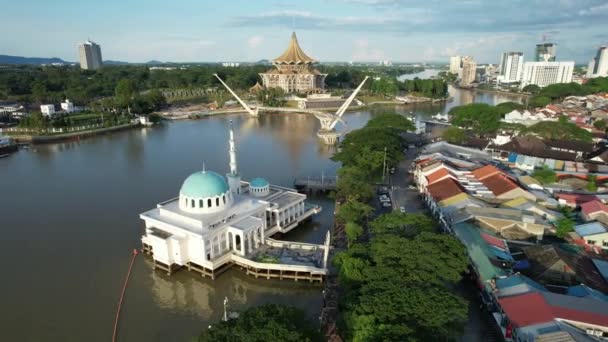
452, 223, 507, 282
574, 222, 607, 237
592, 259, 608, 281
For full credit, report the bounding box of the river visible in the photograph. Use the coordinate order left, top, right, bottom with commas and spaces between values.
0, 77, 525, 341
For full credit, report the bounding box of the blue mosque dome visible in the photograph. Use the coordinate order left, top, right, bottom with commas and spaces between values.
180, 171, 229, 198
250, 177, 269, 188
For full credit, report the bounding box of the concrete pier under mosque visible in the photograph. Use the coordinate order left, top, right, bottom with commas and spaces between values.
139, 123, 329, 282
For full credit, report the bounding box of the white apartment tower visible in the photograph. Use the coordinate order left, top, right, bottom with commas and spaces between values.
498, 52, 524, 84
460, 56, 477, 86
587, 47, 608, 78
78, 40, 103, 70
520, 61, 574, 88
449, 56, 462, 74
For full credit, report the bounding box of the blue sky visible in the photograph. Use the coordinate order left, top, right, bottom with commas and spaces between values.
2, 0, 607, 64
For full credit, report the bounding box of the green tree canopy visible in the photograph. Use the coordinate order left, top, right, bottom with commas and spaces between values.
522, 84, 541, 94
370, 212, 436, 238
256, 87, 286, 107
556, 217, 575, 238
495, 101, 525, 115
532, 166, 557, 185
593, 119, 606, 131
198, 304, 322, 342
345, 222, 364, 247
528, 95, 551, 108
335, 166, 374, 201
522, 116, 593, 142
115, 79, 136, 109
366, 113, 415, 132
449, 103, 502, 137
442, 126, 468, 144
336, 199, 374, 225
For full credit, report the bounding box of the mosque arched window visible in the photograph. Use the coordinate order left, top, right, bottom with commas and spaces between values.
199, 199, 203, 208
191, 199, 195, 208
216, 197, 220, 206
208, 198, 212, 207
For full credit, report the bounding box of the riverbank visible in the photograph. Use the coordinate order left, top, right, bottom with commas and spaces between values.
7, 122, 141, 144
457, 85, 531, 99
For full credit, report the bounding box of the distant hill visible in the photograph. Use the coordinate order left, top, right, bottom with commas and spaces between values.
0, 54, 71, 65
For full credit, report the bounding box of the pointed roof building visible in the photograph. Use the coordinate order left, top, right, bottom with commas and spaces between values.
259, 32, 326, 93
273, 32, 317, 65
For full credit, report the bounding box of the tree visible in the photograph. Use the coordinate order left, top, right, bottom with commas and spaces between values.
522, 84, 541, 94
528, 95, 551, 108
198, 304, 322, 342
345, 222, 364, 247
370, 212, 436, 238
336, 199, 373, 225
19, 111, 47, 129
442, 127, 468, 144
257, 87, 286, 107
115, 79, 136, 109
587, 174, 598, 192
555, 217, 575, 238
366, 113, 414, 132
495, 101, 525, 115
522, 116, 593, 142
31, 81, 48, 103
532, 166, 557, 185
449, 103, 502, 137
593, 119, 606, 131
335, 166, 374, 201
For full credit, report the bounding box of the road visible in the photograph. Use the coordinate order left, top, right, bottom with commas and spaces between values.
388, 146, 426, 213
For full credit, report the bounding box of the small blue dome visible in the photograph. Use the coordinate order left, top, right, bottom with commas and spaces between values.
250, 177, 269, 188
180, 171, 229, 198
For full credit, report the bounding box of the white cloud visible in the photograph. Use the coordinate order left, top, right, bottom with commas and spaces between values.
351, 38, 386, 61
247, 35, 264, 48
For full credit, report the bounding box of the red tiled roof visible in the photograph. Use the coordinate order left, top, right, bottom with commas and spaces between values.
556, 193, 599, 206
499, 292, 608, 328
471, 165, 501, 181
426, 178, 464, 202
481, 174, 519, 196
499, 293, 555, 327
426, 168, 450, 185
581, 199, 608, 215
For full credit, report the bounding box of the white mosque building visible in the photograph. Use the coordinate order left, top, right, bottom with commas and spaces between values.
140, 122, 326, 281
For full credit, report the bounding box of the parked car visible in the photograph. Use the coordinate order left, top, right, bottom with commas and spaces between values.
400, 206, 406, 213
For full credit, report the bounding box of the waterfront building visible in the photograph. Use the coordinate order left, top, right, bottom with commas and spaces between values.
587, 47, 608, 78
40, 104, 55, 117
460, 56, 477, 86
535, 43, 557, 62
497, 52, 524, 84
259, 32, 326, 93
61, 99, 74, 113
78, 40, 103, 70
449, 56, 461, 74
139, 123, 327, 280
520, 61, 574, 88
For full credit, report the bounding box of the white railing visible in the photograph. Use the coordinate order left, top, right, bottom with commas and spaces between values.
264, 238, 324, 251
231, 254, 326, 274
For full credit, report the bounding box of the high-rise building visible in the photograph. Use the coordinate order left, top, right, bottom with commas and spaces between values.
498, 52, 524, 84
586, 47, 608, 78
78, 40, 103, 70
535, 43, 557, 62
520, 61, 574, 88
449, 56, 461, 74
460, 56, 477, 86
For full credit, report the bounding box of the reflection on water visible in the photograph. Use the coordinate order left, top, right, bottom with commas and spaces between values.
0, 85, 527, 342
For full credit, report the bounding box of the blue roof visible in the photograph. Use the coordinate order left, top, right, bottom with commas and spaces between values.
180, 171, 229, 198
574, 222, 607, 237
250, 177, 269, 188
592, 259, 608, 281
496, 274, 547, 297
567, 285, 608, 302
